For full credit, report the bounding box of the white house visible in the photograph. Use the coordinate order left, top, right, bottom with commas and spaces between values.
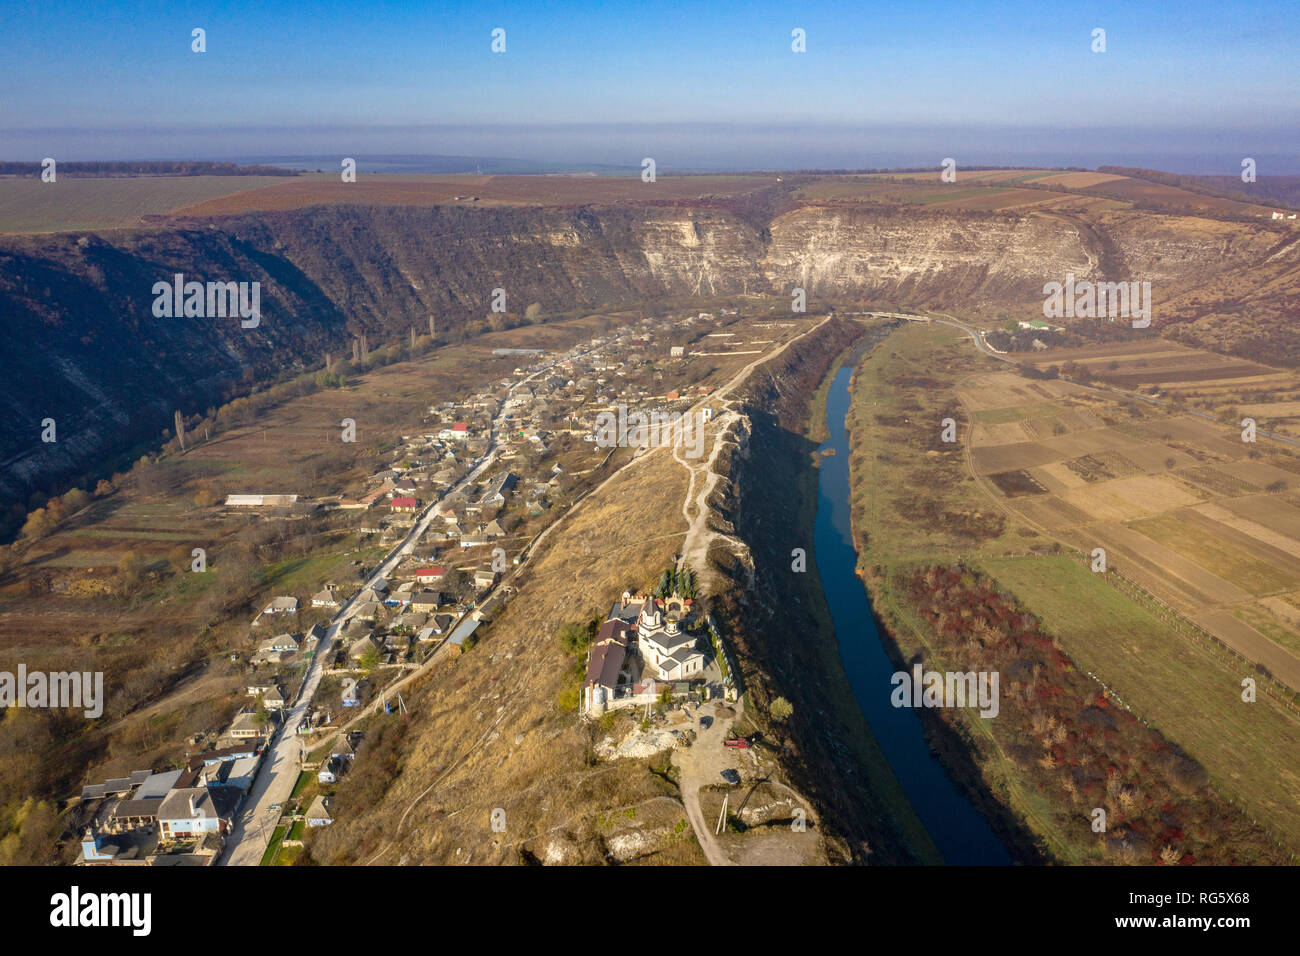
306, 795, 333, 827
157, 788, 233, 841
263, 596, 299, 615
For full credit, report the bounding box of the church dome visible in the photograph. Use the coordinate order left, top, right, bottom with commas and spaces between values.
639, 601, 662, 629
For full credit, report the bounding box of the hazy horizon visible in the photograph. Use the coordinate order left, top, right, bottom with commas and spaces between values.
5, 0, 1298, 176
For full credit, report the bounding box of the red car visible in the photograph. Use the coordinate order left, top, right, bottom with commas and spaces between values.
723, 735, 750, 749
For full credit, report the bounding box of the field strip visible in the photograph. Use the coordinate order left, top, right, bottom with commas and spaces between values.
1192, 502, 1300, 560
1194, 609, 1300, 689
1084, 524, 1230, 607
1222, 495, 1300, 539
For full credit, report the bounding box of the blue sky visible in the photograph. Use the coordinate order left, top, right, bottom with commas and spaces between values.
4, 0, 1298, 171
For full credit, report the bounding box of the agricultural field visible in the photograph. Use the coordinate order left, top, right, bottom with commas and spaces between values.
848, 320, 1300, 853
794, 168, 1282, 219
1078, 175, 1277, 217
962, 341, 1300, 691
0, 175, 289, 232
171, 172, 786, 217
0, 171, 789, 232
1019, 338, 1300, 441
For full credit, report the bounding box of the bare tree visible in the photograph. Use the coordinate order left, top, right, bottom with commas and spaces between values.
174, 410, 186, 451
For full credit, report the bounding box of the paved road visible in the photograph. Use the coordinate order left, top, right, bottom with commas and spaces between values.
219, 350, 578, 865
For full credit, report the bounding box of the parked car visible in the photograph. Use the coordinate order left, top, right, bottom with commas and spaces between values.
720, 769, 741, 784
699, 716, 712, 729
723, 735, 750, 749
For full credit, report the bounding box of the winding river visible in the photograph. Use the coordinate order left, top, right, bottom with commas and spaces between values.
815, 364, 1010, 865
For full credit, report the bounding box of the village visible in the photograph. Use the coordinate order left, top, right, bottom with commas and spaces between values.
68, 306, 778, 865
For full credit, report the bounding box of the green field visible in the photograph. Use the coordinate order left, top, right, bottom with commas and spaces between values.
0, 176, 285, 232
981, 554, 1300, 846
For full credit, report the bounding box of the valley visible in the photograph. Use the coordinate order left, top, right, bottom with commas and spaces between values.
2, 167, 1299, 868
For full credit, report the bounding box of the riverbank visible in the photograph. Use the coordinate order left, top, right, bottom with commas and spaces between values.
712, 316, 942, 864
815, 347, 1016, 864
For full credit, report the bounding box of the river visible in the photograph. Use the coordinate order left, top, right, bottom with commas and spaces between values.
815, 364, 1010, 865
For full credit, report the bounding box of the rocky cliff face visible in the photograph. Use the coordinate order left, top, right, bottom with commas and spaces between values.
1, 200, 1293, 501
761, 206, 1094, 308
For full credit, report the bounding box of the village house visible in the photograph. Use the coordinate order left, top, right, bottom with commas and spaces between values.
354, 587, 384, 606
263, 595, 299, 616
267, 633, 301, 652
306, 794, 333, 826
439, 422, 471, 441
414, 567, 446, 585
247, 679, 281, 697
347, 633, 381, 661
311, 587, 340, 608
583, 618, 634, 712
411, 589, 444, 613
353, 601, 383, 622
317, 757, 347, 784
417, 613, 456, 641
390, 496, 419, 513
157, 788, 240, 841
252, 634, 297, 666
332, 733, 361, 760
229, 710, 265, 739
260, 686, 287, 711
479, 471, 518, 506
303, 623, 326, 653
